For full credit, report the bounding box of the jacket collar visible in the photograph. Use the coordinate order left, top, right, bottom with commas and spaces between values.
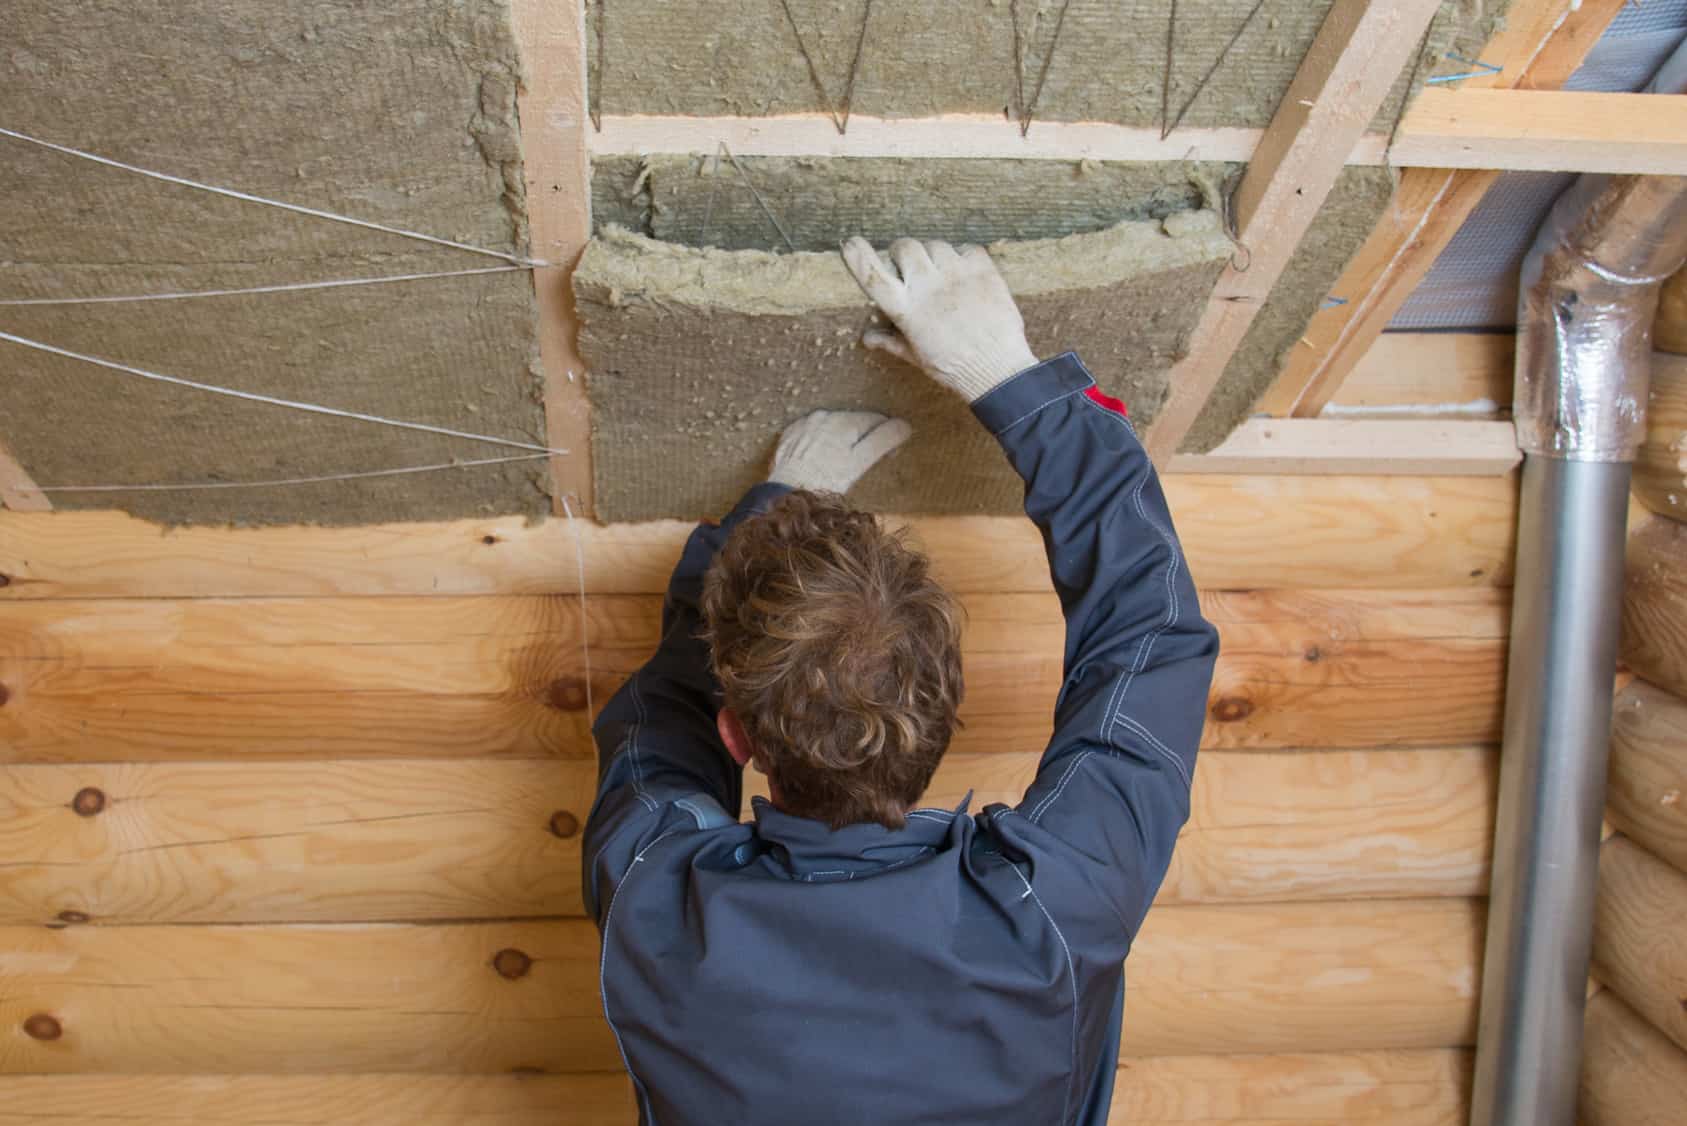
749, 793, 971, 881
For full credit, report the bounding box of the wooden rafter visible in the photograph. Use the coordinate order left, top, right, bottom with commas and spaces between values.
1141, 0, 1447, 464
590, 90, 1687, 174
1258, 0, 1630, 420
510, 0, 595, 517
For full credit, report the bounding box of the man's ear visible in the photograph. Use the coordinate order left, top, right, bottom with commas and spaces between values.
717, 708, 755, 768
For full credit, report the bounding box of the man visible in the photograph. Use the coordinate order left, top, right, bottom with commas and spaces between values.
584, 236, 1219, 1124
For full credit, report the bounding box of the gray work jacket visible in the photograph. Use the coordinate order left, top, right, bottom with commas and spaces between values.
584, 353, 1219, 1125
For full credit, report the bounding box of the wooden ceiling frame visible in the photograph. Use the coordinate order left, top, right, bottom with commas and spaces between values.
1256, 0, 1632, 421
1140, 0, 1449, 463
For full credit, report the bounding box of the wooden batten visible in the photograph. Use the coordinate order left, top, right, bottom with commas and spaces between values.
0, 1050, 1473, 1125
1580, 990, 1687, 1126
1608, 681, 1687, 874
0, 476, 1520, 600
0, 747, 1493, 926
0, 589, 1508, 762
1592, 837, 1687, 1055
1622, 517, 1687, 699
0, 900, 1481, 1075
1634, 353, 1687, 523
1166, 420, 1519, 477
509, 0, 594, 516
1387, 89, 1687, 175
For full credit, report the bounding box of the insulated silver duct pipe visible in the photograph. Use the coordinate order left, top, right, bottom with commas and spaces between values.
1470, 42, 1687, 1126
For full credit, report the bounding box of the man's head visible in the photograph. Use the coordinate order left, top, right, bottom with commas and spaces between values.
701, 490, 964, 830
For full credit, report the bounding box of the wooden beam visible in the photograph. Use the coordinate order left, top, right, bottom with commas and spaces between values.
0, 1050, 1473, 1125
1262, 332, 1513, 418
0, 588, 1508, 762
1166, 419, 1519, 477
510, 0, 594, 517
1257, 0, 1628, 421
1122, 898, 1483, 1057
1580, 990, 1687, 1126
0, 900, 1481, 1073
1623, 517, 1687, 700
1608, 680, 1687, 875
1390, 89, 1687, 176
1143, 0, 1448, 464
0, 441, 48, 513
1592, 836, 1687, 1055
1634, 352, 1687, 523
0, 746, 1493, 925
0, 474, 1520, 598
589, 91, 1687, 175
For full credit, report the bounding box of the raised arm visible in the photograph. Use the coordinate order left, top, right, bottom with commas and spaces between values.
843, 237, 1219, 944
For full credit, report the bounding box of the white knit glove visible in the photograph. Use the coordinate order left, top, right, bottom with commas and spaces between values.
767, 409, 912, 494
842, 236, 1040, 402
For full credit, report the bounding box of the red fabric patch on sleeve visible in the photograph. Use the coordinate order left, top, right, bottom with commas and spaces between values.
1084, 385, 1129, 417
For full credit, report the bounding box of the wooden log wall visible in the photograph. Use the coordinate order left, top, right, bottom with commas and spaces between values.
0, 433, 1513, 1121
1580, 312, 1687, 1120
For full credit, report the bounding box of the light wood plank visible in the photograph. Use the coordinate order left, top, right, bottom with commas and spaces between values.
1293, 332, 1513, 418
1390, 89, 1687, 175
0, 589, 1508, 762
1623, 517, 1687, 700
0, 746, 1494, 925
0, 1050, 1471, 1124
1144, 0, 1448, 463
1256, 0, 1628, 420
0, 901, 1481, 1074
1592, 836, 1687, 1055
1166, 420, 1518, 476
1635, 352, 1687, 523
1608, 680, 1687, 875
510, 0, 594, 516
1580, 990, 1687, 1126
0, 475, 1520, 599
589, 91, 1686, 176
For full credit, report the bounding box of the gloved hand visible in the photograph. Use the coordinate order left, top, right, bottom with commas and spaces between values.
842, 237, 1040, 402
767, 409, 912, 494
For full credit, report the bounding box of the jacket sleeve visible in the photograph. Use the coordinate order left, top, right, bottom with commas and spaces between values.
581, 481, 791, 924
975, 353, 1219, 948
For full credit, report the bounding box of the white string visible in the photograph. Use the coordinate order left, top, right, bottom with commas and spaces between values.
560, 494, 596, 720
0, 328, 567, 456
0, 125, 549, 268
17, 453, 552, 494
0, 265, 526, 306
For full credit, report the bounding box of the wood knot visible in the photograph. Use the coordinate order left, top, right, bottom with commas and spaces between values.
492, 948, 532, 980
56, 910, 90, 925
0, 682, 8, 707
481, 534, 499, 545
71, 787, 106, 817
0, 573, 10, 587
1303, 646, 1321, 663
23, 1014, 62, 1041
1210, 696, 1254, 723
547, 677, 589, 712
548, 810, 581, 839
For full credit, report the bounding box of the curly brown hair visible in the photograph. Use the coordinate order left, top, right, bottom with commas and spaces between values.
701, 490, 964, 830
